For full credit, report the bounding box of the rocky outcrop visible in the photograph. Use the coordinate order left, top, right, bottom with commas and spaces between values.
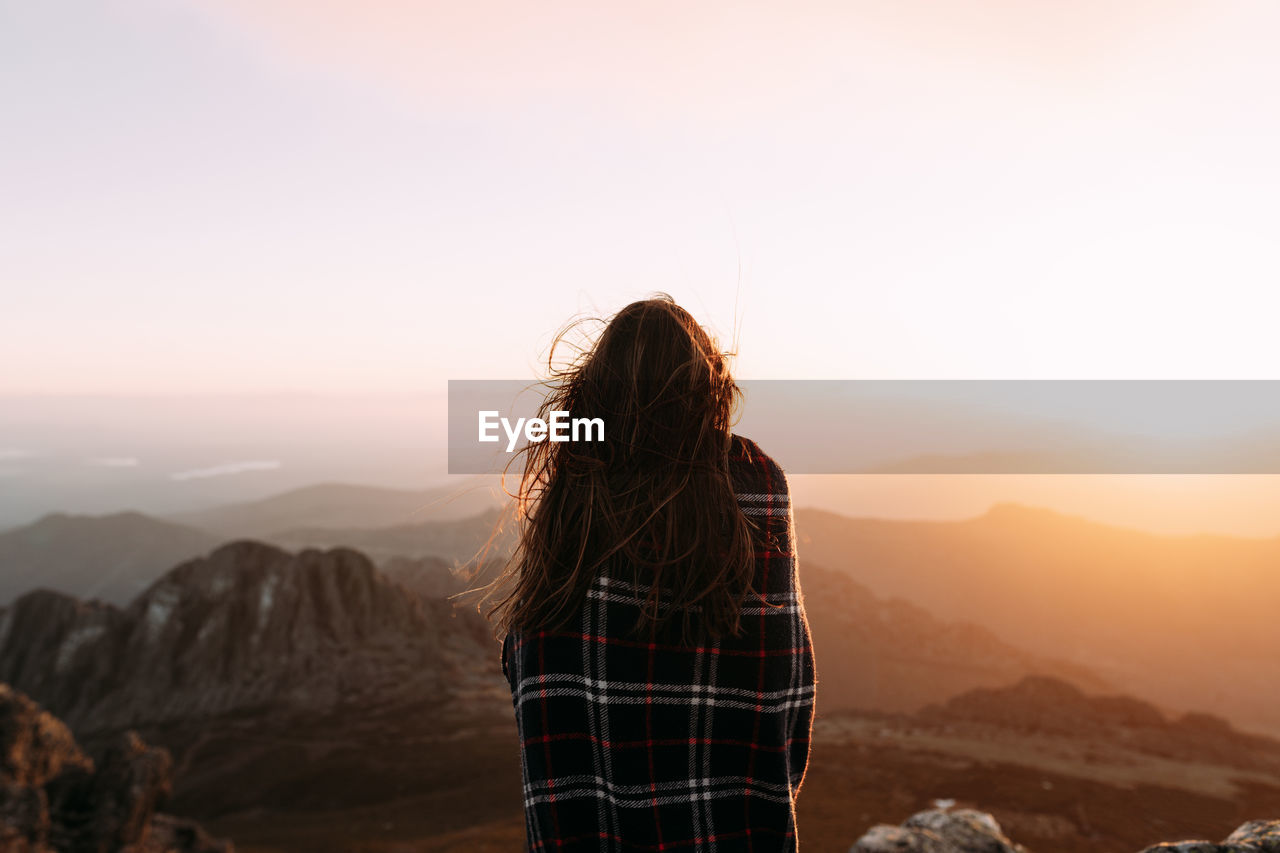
921, 675, 1164, 733
0, 540, 498, 733
850, 809, 1280, 853
1137, 820, 1280, 851
0, 683, 230, 852
851, 808, 1028, 852
919, 675, 1280, 770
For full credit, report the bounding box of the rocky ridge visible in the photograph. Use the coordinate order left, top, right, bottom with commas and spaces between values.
0, 540, 498, 733
919, 674, 1280, 770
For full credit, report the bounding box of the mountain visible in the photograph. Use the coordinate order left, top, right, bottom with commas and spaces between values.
263, 525, 1111, 717
0, 511, 219, 606
380, 554, 470, 599
0, 539, 499, 733
264, 507, 515, 567
2, 531, 1270, 853
0, 483, 507, 606
800, 563, 1109, 714
165, 480, 502, 540
0, 538, 516, 848
794, 504, 1280, 737
380, 553, 509, 602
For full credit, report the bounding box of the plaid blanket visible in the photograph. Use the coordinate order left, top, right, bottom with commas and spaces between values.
502, 434, 816, 852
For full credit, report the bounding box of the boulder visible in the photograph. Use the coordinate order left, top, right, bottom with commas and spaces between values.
1138, 818, 1280, 852
850, 808, 1027, 853
851, 810, 1280, 853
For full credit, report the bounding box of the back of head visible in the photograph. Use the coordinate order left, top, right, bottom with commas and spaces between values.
489, 294, 757, 642
570, 296, 736, 469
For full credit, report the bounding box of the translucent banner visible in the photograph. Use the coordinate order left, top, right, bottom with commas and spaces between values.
448, 380, 1280, 474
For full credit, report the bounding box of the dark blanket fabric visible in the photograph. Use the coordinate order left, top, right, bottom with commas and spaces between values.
502, 434, 816, 852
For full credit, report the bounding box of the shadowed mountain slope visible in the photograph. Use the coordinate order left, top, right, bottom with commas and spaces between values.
801, 563, 1110, 714
795, 504, 1280, 737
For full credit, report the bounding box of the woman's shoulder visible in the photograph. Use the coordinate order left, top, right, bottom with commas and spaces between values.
728, 433, 789, 496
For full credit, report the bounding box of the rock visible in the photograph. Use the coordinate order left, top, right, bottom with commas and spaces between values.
902, 810, 1027, 852
125, 813, 231, 853
51, 731, 174, 851
853, 810, 1280, 853
0, 682, 231, 853
1137, 818, 1280, 852
0, 778, 50, 850
0, 685, 93, 789
850, 808, 1027, 853
0, 540, 497, 733
852, 823, 952, 852
1136, 840, 1244, 845
1226, 820, 1280, 849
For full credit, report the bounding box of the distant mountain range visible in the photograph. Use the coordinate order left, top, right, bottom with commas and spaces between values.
0, 532, 1090, 732
162, 480, 503, 539
796, 503, 1280, 738
0, 482, 507, 606
265, 506, 513, 566
4, 482, 1278, 739
0, 510, 219, 606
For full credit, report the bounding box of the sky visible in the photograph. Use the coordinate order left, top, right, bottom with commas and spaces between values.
5, 1, 1280, 536
5, 0, 1280, 395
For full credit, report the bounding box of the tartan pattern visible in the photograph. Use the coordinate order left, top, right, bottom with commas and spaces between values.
502, 435, 816, 852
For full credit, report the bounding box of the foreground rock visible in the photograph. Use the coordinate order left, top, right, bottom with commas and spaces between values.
851, 808, 1028, 852
850, 808, 1280, 853
0, 683, 230, 852
1137, 819, 1280, 852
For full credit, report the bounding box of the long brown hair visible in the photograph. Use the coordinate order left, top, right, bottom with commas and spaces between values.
485, 295, 758, 642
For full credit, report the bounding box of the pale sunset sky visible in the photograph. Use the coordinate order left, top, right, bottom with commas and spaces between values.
6, 1, 1280, 538
5, 0, 1280, 394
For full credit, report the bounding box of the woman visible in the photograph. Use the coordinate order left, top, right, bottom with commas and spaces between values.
489, 295, 816, 852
